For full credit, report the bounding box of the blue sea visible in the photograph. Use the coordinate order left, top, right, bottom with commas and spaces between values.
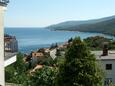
5, 28, 115, 53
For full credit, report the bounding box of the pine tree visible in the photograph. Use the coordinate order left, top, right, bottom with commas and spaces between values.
56, 37, 104, 86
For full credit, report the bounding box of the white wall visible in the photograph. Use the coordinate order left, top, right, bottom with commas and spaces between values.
100, 60, 115, 85
4, 55, 17, 67
0, 5, 5, 86
50, 49, 57, 60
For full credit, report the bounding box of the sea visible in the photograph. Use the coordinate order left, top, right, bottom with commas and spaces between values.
5, 28, 115, 53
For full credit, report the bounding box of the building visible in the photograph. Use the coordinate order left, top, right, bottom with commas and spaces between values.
50, 49, 57, 60
4, 34, 18, 67
32, 51, 44, 58
92, 49, 115, 86
4, 34, 18, 52
0, 0, 17, 86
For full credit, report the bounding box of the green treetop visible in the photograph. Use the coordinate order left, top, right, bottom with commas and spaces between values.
56, 37, 104, 86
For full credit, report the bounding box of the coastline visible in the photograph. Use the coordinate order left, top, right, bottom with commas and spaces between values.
50, 29, 115, 37
6, 28, 115, 54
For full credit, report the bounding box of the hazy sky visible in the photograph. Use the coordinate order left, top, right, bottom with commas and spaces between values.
4, 0, 115, 27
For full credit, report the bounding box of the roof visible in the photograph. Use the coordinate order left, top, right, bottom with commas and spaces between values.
92, 51, 115, 60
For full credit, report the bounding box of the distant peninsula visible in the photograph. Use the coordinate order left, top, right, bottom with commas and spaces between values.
47, 15, 115, 36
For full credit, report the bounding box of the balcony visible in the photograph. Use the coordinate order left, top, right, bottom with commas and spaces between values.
4, 34, 18, 67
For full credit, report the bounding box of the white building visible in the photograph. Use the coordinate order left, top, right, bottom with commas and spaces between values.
50, 49, 57, 60
0, 0, 17, 86
92, 50, 115, 86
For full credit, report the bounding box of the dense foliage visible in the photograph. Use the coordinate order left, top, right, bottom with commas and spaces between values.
56, 37, 104, 86
84, 36, 110, 50
84, 36, 115, 50
5, 53, 58, 86
27, 66, 57, 86
5, 53, 28, 84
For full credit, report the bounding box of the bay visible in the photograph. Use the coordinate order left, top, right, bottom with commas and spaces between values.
5, 28, 114, 53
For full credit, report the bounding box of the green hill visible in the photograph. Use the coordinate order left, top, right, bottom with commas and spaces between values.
47, 15, 115, 36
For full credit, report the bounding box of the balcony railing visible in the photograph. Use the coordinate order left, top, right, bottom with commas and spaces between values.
4, 34, 18, 53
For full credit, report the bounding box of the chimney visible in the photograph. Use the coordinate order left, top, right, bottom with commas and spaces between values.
102, 42, 108, 56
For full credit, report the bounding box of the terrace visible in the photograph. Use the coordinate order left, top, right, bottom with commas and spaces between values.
4, 34, 18, 67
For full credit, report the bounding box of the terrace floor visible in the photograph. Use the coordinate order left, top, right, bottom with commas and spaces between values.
5, 52, 17, 61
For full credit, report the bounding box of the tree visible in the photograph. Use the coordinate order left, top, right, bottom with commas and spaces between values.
68, 37, 73, 43
28, 66, 57, 86
13, 52, 26, 73
56, 37, 104, 86
5, 53, 28, 84
84, 36, 110, 50
50, 43, 58, 49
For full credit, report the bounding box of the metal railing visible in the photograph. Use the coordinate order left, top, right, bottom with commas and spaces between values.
4, 34, 18, 60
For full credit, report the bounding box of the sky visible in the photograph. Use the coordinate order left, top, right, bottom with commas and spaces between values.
4, 0, 115, 27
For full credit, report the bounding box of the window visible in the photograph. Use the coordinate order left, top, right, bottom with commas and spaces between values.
106, 64, 112, 70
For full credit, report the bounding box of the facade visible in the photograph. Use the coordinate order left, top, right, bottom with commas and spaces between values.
92, 50, 115, 86
0, 0, 17, 86
32, 51, 44, 58
30, 51, 44, 66
50, 49, 57, 60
